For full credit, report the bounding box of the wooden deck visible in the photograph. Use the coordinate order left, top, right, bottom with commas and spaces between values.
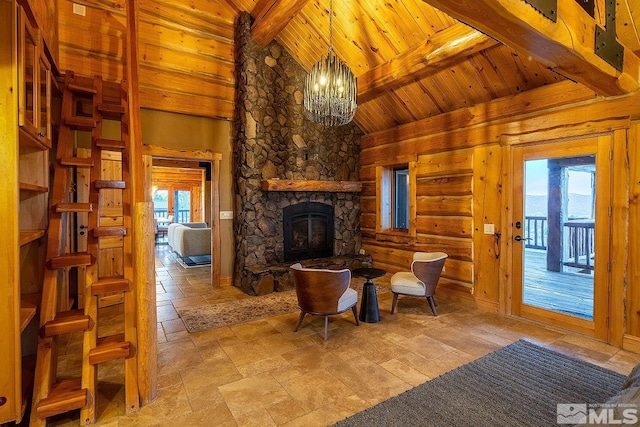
522, 249, 594, 319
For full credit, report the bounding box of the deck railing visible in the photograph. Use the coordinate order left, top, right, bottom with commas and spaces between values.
524, 216, 548, 250
153, 209, 190, 223
524, 216, 595, 271
563, 220, 595, 271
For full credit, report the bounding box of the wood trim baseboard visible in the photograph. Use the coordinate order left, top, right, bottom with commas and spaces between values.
623, 335, 640, 354
220, 276, 233, 287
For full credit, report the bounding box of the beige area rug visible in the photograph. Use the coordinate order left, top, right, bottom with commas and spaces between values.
178, 281, 389, 333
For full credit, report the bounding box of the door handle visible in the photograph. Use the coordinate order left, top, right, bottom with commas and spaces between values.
514, 235, 523, 241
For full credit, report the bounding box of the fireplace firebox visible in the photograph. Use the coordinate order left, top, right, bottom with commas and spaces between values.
283, 202, 334, 262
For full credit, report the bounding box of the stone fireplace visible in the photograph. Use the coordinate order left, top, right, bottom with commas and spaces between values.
283, 202, 334, 262
233, 12, 368, 295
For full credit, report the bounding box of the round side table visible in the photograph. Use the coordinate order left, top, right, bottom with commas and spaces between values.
352, 267, 386, 323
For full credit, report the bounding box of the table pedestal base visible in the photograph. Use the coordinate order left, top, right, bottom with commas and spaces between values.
359, 279, 380, 323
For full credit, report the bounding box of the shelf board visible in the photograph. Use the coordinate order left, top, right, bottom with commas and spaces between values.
20, 293, 40, 332
19, 126, 51, 150
261, 179, 362, 192
20, 229, 46, 246
19, 182, 48, 193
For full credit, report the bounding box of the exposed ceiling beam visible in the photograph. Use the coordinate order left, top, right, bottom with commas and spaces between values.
251, 0, 311, 46
358, 23, 500, 103
420, 0, 640, 96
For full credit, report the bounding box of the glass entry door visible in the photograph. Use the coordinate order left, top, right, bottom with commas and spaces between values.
512, 137, 610, 339
174, 190, 191, 223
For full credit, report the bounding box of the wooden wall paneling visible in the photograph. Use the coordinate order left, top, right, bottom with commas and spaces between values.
416, 195, 473, 216
414, 235, 473, 261
610, 129, 629, 347
416, 148, 473, 177
360, 92, 639, 164
626, 122, 640, 339
472, 145, 502, 304
58, 0, 237, 120
361, 81, 596, 149
360, 196, 376, 214
416, 174, 473, 196
361, 213, 376, 231
416, 216, 473, 238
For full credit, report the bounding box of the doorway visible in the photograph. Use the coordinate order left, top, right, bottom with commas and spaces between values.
511, 137, 611, 339
143, 145, 222, 287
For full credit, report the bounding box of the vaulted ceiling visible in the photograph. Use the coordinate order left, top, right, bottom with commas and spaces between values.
58, 0, 640, 135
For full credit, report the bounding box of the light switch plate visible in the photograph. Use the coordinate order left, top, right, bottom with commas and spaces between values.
484, 224, 495, 234
220, 211, 234, 220
72, 3, 86, 16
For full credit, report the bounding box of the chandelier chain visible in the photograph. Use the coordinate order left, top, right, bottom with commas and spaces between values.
329, 0, 333, 54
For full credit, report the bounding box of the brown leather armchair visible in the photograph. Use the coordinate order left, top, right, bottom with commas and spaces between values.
290, 263, 360, 340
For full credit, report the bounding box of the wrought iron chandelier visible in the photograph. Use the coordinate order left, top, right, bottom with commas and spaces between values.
303, 0, 357, 127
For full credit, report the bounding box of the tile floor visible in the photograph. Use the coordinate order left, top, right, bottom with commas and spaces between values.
50, 244, 640, 426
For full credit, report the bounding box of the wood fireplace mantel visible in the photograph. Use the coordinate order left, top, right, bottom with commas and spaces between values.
261, 179, 362, 192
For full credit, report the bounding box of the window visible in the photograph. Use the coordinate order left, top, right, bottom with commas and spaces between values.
377, 160, 416, 239
393, 168, 409, 230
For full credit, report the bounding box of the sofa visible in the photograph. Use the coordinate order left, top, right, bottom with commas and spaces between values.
167, 222, 211, 259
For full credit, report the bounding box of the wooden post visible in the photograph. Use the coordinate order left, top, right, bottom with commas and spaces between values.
125, 0, 156, 406
134, 202, 157, 404
212, 159, 221, 287
0, 0, 21, 422
546, 161, 563, 272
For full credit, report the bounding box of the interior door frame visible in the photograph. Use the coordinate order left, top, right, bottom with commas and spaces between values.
504, 136, 612, 341
143, 145, 222, 287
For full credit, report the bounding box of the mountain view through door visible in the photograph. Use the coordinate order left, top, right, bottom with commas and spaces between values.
522, 157, 596, 319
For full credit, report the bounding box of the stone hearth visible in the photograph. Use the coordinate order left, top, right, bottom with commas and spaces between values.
233, 12, 364, 296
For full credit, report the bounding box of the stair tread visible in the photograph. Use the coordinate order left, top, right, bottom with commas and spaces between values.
37, 378, 87, 419
93, 227, 127, 237
95, 180, 126, 189
97, 103, 125, 114
95, 138, 126, 150
64, 116, 97, 129
60, 157, 94, 167
48, 252, 93, 269
92, 277, 131, 295
55, 203, 93, 213
43, 309, 91, 337
89, 334, 132, 364
67, 82, 97, 94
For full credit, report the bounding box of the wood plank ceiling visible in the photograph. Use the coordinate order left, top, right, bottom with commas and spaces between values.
57, 0, 640, 135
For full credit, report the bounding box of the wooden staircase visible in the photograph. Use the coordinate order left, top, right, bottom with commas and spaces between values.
30, 71, 139, 426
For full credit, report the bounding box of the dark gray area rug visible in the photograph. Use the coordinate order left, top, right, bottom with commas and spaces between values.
334, 339, 625, 427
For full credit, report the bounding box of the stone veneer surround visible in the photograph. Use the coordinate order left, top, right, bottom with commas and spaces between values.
233, 12, 365, 295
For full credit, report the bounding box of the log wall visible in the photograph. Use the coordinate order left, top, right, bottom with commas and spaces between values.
361, 84, 640, 346
57, 0, 235, 119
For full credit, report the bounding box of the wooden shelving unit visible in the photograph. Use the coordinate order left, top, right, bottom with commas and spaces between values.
19, 182, 48, 193
19, 229, 45, 246
20, 294, 41, 332
261, 179, 362, 192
